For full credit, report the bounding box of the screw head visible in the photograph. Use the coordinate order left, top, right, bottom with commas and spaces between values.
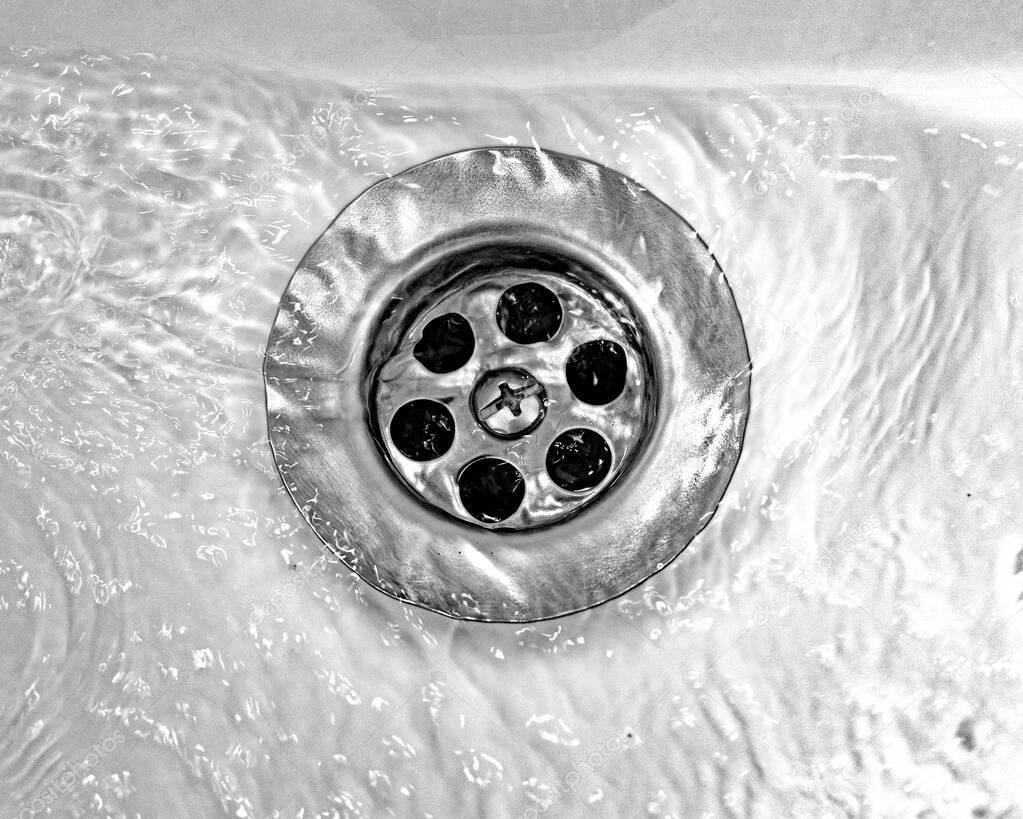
471, 367, 547, 439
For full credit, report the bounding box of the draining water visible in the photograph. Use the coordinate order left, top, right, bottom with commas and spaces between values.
2, 47, 1023, 817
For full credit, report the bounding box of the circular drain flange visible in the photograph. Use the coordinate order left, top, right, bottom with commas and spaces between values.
264, 147, 751, 622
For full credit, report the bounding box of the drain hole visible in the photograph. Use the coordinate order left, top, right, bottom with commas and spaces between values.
389, 399, 455, 461
566, 339, 627, 405
496, 282, 562, 344
546, 428, 613, 491
413, 312, 475, 373
458, 457, 525, 522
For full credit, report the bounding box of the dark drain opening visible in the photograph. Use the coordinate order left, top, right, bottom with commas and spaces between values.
389, 399, 455, 461
566, 339, 627, 405
458, 457, 525, 522
413, 312, 475, 373
496, 281, 563, 344
546, 428, 613, 491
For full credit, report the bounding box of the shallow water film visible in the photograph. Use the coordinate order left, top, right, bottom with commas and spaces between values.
2, 47, 1023, 817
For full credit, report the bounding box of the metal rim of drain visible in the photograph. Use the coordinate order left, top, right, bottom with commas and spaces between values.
264, 147, 751, 622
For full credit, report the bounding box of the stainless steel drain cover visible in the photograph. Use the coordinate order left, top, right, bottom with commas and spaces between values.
264, 147, 751, 622
372, 266, 651, 530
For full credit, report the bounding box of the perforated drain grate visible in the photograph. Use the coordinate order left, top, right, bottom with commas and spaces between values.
372, 263, 652, 529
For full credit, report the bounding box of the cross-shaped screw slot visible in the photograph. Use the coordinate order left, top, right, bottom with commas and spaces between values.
479, 380, 542, 421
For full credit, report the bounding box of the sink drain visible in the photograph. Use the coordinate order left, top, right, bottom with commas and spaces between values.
264, 147, 751, 621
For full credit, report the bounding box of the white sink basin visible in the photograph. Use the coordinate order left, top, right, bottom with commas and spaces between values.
1, 4, 1022, 816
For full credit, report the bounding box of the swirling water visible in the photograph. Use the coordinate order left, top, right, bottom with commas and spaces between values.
1, 46, 1022, 817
